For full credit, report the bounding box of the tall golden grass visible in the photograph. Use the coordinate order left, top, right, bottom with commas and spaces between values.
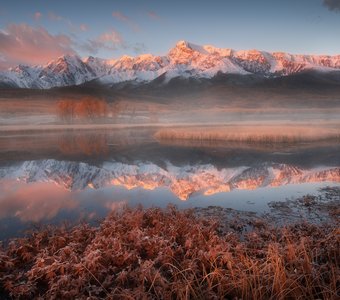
0, 206, 338, 299
154, 125, 340, 144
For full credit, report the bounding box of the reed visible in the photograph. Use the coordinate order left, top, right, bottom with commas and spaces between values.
154, 125, 340, 144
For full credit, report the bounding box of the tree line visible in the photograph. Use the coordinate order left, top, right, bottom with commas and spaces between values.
56, 97, 108, 123
57, 97, 160, 123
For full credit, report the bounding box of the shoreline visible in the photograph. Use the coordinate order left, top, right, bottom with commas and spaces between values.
0, 121, 340, 133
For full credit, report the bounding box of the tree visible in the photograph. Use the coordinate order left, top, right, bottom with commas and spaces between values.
75, 97, 108, 122
57, 99, 76, 123
57, 97, 108, 123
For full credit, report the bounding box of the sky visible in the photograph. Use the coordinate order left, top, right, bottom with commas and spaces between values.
1, 0, 340, 69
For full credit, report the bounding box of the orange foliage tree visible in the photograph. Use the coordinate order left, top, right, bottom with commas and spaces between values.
56, 99, 76, 123
56, 97, 108, 123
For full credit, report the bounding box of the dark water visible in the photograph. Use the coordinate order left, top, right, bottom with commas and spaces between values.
0, 129, 339, 240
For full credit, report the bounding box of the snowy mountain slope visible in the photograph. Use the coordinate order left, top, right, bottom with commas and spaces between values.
36, 55, 98, 88
1, 40, 340, 89
0, 159, 339, 200
0, 55, 107, 89
0, 65, 42, 88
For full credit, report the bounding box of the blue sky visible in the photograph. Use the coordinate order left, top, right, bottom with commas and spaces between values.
0, 0, 340, 68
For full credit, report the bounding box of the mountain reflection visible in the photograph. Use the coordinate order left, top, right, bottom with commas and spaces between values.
1, 159, 339, 201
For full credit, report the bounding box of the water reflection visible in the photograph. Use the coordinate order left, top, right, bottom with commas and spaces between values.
0, 129, 339, 239
58, 133, 109, 156
0, 180, 78, 222
1, 159, 339, 201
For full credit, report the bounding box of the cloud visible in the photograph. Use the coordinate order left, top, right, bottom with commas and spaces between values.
0, 53, 7, 69
81, 30, 124, 54
80, 30, 145, 55
131, 42, 147, 54
323, 0, 340, 11
34, 11, 42, 21
48, 12, 90, 33
80, 23, 89, 32
48, 12, 63, 21
98, 30, 123, 44
147, 11, 161, 20
0, 23, 144, 68
48, 12, 78, 31
0, 23, 76, 68
112, 11, 140, 32
112, 11, 130, 22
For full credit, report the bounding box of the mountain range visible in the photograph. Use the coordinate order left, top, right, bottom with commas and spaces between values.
1, 40, 340, 89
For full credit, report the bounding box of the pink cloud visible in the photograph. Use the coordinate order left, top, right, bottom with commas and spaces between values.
98, 30, 123, 44
0, 53, 7, 68
112, 11, 130, 22
0, 59, 11, 70
48, 12, 63, 21
34, 11, 42, 21
48, 12, 73, 29
147, 11, 161, 20
47, 12, 88, 33
80, 23, 89, 32
0, 23, 76, 68
81, 29, 124, 54
112, 11, 140, 32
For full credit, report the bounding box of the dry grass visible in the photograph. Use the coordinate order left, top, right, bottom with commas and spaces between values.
154, 125, 340, 144
0, 206, 339, 299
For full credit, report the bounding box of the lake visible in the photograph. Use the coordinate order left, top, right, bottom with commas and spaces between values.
0, 128, 339, 240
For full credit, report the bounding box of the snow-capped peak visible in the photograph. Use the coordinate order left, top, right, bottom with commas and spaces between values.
174, 40, 209, 54
1, 40, 340, 89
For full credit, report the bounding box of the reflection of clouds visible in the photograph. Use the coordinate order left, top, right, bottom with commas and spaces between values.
0, 180, 78, 222
104, 200, 127, 211
81, 188, 128, 212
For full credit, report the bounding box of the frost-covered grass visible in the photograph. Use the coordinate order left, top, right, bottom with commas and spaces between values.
0, 206, 338, 299
154, 125, 340, 144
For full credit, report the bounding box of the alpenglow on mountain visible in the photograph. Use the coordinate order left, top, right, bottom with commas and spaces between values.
1, 40, 340, 89
0, 159, 339, 201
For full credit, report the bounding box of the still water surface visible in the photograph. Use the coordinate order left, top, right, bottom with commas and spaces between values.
0, 129, 339, 240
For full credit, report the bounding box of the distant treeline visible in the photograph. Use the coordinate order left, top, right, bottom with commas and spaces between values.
56, 97, 159, 124
56, 97, 111, 123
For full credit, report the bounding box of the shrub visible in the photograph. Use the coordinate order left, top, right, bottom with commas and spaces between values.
0, 207, 339, 299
